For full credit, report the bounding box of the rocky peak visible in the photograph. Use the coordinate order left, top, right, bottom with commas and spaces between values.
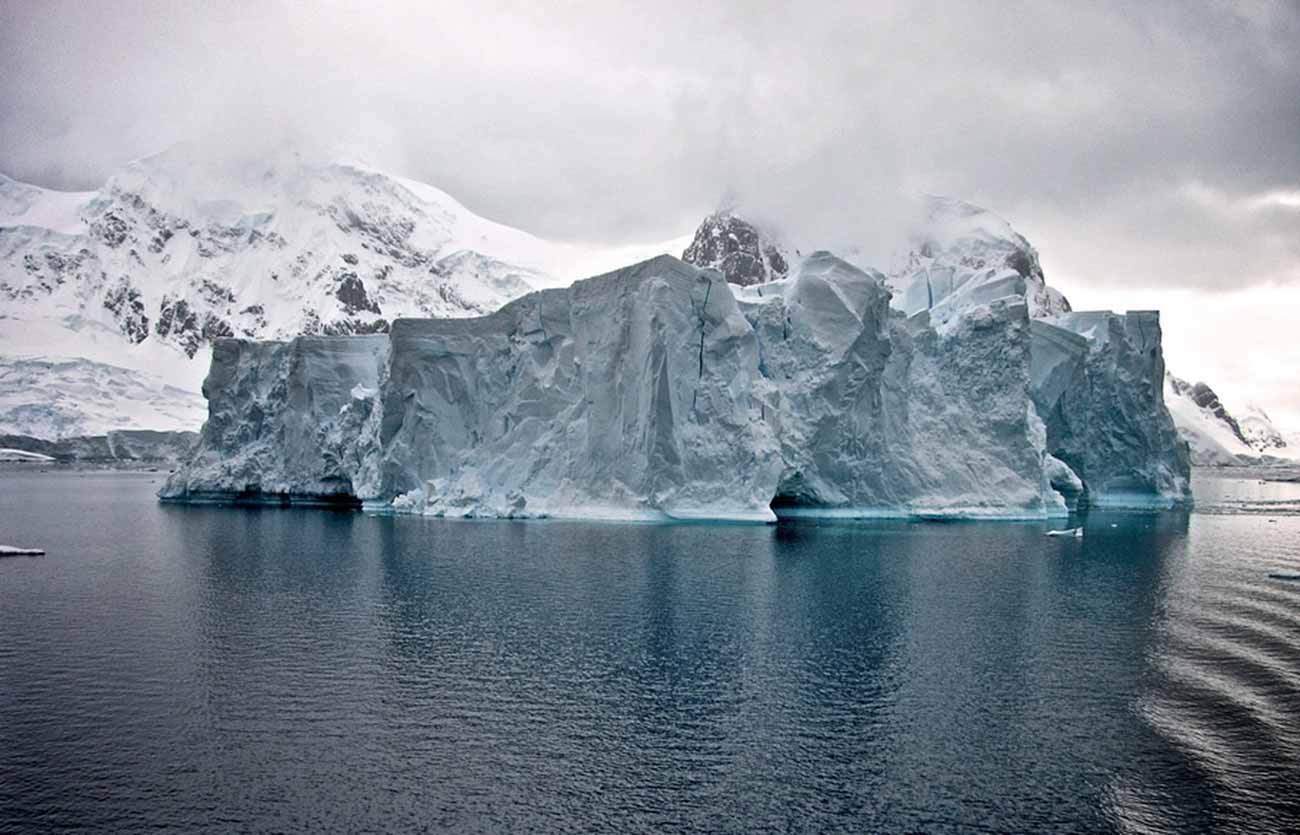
681, 211, 788, 287
1167, 373, 1249, 446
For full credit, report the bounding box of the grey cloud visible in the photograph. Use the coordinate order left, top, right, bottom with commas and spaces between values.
1, 0, 1297, 290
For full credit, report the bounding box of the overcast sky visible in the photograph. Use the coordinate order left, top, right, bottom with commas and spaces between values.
2, 0, 1298, 424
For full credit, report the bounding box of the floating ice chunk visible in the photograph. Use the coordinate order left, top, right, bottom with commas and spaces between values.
0, 545, 45, 556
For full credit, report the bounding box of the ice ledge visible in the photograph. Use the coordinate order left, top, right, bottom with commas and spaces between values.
373, 500, 778, 525
774, 505, 1070, 522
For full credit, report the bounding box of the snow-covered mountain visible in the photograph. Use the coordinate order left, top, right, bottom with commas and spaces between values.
1164, 373, 1296, 464
0, 355, 205, 438
0, 145, 684, 438
1164, 375, 1255, 465
1239, 403, 1293, 454
881, 196, 1072, 321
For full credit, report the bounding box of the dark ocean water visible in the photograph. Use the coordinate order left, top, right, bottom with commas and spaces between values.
2, 470, 1299, 834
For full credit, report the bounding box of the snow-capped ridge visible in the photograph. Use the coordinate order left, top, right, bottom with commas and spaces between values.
1164, 372, 1297, 464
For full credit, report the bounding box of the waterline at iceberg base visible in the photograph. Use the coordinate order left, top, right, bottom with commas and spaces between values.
159, 254, 1191, 521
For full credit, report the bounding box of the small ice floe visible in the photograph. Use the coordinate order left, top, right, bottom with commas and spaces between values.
1045, 527, 1083, 538
0, 545, 45, 557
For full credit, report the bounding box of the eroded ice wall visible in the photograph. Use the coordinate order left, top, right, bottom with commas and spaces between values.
738, 252, 1061, 518
1031, 311, 1191, 507
354, 255, 782, 521
163, 255, 1190, 519
159, 334, 388, 503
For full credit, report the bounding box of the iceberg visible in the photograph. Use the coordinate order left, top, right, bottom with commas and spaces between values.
163, 229, 1193, 519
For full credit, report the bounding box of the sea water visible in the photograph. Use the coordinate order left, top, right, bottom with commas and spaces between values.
2, 470, 1298, 833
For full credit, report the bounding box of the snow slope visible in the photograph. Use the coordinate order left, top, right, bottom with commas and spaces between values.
0, 355, 205, 437
1164, 375, 1256, 465
1164, 373, 1298, 464
1238, 403, 1297, 458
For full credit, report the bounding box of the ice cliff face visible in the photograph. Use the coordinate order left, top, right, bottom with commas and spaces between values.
166, 256, 782, 519
165, 251, 1189, 519
160, 334, 387, 502
736, 253, 1058, 517
1031, 313, 1191, 506
356, 256, 781, 520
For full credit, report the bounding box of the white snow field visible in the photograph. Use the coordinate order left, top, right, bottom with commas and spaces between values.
0, 355, 206, 438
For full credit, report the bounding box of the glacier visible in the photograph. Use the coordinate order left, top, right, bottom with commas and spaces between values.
162, 249, 1192, 520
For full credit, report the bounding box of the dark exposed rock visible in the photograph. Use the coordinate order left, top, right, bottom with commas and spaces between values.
154, 297, 228, 357
200, 279, 236, 305
682, 212, 788, 287
201, 315, 234, 342
323, 318, 389, 336
1005, 249, 1037, 280
91, 211, 130, 247
102, 277, 150, 343
335, 271, 381, 314
300, 309, 322, 336
148, 227, 174, 253
156, 297, 198, 345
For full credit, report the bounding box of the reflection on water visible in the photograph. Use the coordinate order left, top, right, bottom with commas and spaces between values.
1, 471, 1298, 833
